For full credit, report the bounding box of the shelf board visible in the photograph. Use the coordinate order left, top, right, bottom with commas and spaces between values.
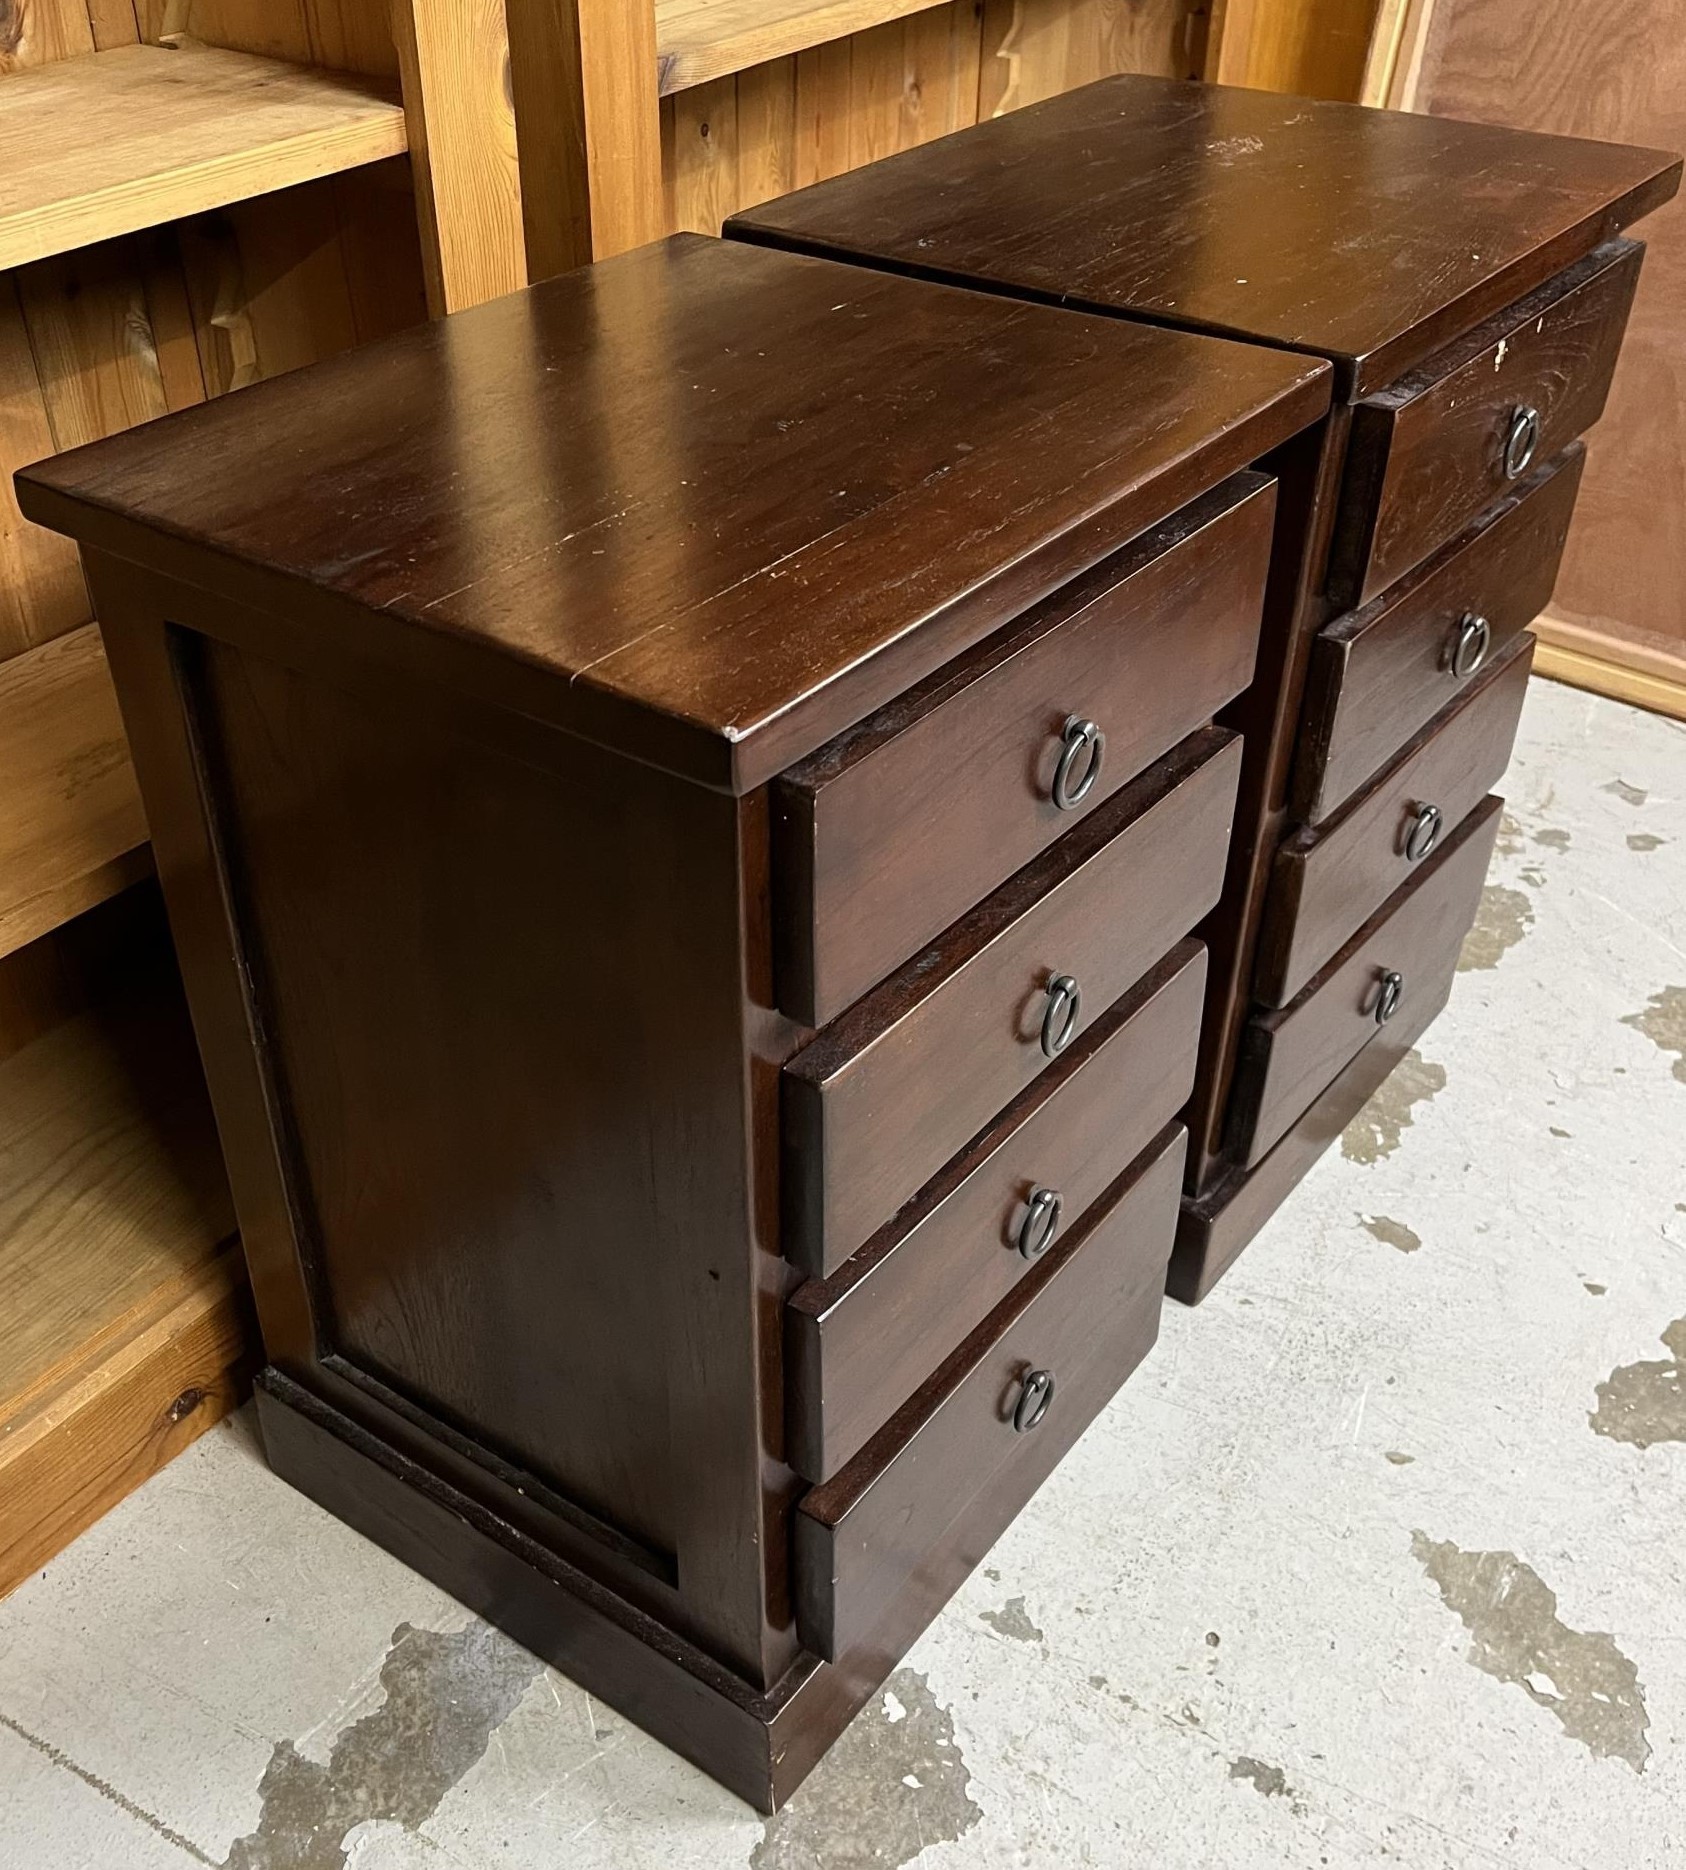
0, 974, 242, 1597
0, 41, 409, 274
0, 625, 152, 963
655, 0, 952, 94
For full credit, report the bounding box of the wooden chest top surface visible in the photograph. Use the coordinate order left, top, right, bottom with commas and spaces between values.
16, 233, 1326, 792
728, 76, 1681, 397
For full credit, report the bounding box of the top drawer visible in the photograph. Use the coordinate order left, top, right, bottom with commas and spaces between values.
772, 473, 1274, 1026
1330, 240, 1641, 609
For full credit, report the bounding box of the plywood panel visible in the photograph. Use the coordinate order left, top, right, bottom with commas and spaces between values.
1414, 0, 1686, 664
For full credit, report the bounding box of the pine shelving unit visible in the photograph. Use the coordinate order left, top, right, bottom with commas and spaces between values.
654, 0, 952, 94
0, 0, 525, 1599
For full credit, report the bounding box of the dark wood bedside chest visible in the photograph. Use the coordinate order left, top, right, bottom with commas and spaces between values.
728, 78, 1682, 1302
16, 233, 1327, 1808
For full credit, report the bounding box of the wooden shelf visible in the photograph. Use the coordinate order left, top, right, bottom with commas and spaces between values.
655, 0, 952, 94
0, 41, 408, 274
0, 963, 243, 1598
0, 625, 151, 964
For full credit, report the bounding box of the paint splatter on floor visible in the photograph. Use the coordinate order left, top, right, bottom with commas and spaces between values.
1228, 1756, 1293, 1800
1411, 1535, 1650, 1771
1458, 885, 1535, 972
1603, 778, 1648, 806
751, 1671, 980, 1870
1591, 1318, 1686, 1449
1342, 1049, 1446, 1163
1622, 986, 1686, 1083
1627, 833, 1666, 853
979, 1597, 1044, 1645
223, 1621, 541, 1869
1361, 1215, 1422, 1254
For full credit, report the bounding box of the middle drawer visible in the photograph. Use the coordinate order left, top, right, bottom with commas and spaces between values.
783, 726, 1240, 1275
772, 472, 1273, 1026
786, 939, 1205, 1483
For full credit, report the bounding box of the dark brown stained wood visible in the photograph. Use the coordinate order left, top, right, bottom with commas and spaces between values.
794, 1125, 1184, 1665
785, 942, 1204, 1483
1256, 640, 1533, 1009
1228, 794, 1503, 1169
84, 555, 801, 1694
253, 1372, 839, 1817
784, 729, 1240, 1275
774, 474, 1273, 1026
1170, 967, 1457, 1306
727, 75, 1681, 397
1180, 412, 1351, 1194
1330, 242, 1641, 607
16, 235, 1328, 796
1294, 445, 1584, 826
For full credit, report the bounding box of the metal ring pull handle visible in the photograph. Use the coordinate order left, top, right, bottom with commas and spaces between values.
1374, 969, 1404, 1026
1016, 1187, 1063, 1261
1449, 611, 1491, 679
1051, 716, 1105, 811
1405, 802, 1443, 863
1503, 404, 1541, 480
1012, 1368, 1056, 1433
1040, 974, 1082, 1059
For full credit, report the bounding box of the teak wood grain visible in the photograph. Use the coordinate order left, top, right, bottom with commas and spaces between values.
727, 74, 1681, 396
783, 728, 1240, 1274
1293, 445, 1584, 826
1228, 794, 1503, 1168
1256, 640, 1532, 1008
16, 234, 1326, 795
1330, 240, 1642, 606
794, 1125, 1184, 1664
785, 941, 1204, 1482
773, 473, 1271, 1025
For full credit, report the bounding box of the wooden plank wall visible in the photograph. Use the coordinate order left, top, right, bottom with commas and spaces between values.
662, 0, 1204, 235
1408, 0, 1686, 708
0, 0, 427, 672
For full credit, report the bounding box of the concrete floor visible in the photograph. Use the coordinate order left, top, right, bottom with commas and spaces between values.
2, 675, 1684, 1870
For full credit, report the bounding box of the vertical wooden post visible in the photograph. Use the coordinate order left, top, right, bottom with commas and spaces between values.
505, 0, 666, 280
393, 0, 530, 315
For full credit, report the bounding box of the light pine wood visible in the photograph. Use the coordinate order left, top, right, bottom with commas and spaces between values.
0, 1250, 249, 1599
508, 0, 666, 274
1360, 0, 1434, 105
1533, 613, 1686, 723
0, 626, 150, 963
1204, 0, 1380, 98
660, 0, 1195, 235
656, 0, 953, 94
392, 0, 528, 314
0, 982, 235, 1409
0, 41, 409, 273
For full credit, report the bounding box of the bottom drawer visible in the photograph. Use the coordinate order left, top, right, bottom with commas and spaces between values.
1172, 959, 1458, 1306
1228, 794, 1503, 1168
793, 1123, 1184, 1665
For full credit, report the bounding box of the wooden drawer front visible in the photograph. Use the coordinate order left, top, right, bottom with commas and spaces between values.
1296, 445, 1582, 826
1332, 240, 1639, 609
794, 1124, 1184, 1664
1258, 640, 1531, 1009
773, 474, 1273, 1026
786, 942, 1204, 1483
1229, 792, 1502, 1168
784, 728, 1240, 1275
